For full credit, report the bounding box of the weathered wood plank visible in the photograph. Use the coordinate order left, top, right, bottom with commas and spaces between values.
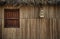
3, 28, 17, 39
40, 19, 50, 39
0, 8, 2, 19
52, 19, 57, 39
58, 19, 60, 39
0, 19, 2, 39
56, 6, 60, 18
20, 6, 40, 19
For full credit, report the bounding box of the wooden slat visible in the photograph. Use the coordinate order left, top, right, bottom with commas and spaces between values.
58, 19, 60, 39
56, 6, 60, 18
0, 19, 2, 39
53, 19, 58, 39
0, 8, 2, 19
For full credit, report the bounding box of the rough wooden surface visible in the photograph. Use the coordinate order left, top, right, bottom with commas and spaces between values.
1, 6, 60, 39
3, 19, 59, 39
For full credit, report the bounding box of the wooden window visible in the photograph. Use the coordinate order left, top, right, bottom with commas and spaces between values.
4, 9, 19, 28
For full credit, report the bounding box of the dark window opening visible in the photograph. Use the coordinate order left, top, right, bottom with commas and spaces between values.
4, 9, 20, 28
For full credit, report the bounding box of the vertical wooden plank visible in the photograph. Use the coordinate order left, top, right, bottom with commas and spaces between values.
30, 19, 37, 39
0, 19, 2, 39
56, 6, 60, 18
20, 19, 24, 39
2, 8, 4, 39
15, 28, 20, 39
50, 18, 53, 39
58, 19, 60, 39
34, 6, 39, 19
40, 19, 50, 39
20, 6, 25, 19
28, 6, 34, 19
48, 6, 55, 18
25, 19, 31, 39
43, 6, 49, 18
20, 19, 28, 39
36, 19, 40, 39
27, 19, 31, 39
0, 8, 2, 39
53, 19, 58, 39
0, 8, 2, 19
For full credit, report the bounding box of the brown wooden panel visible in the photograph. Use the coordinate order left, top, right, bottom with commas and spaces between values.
20, 6, 58, 19
3, 18, 60, 39
3, 19, 50, 39
20, 6, 40, 19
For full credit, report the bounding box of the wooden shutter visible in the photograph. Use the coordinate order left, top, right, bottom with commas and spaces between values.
4, 9, 19, 28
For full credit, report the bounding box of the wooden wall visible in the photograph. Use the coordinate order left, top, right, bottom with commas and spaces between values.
0, 7, 2, 39
1, 6, 60, 39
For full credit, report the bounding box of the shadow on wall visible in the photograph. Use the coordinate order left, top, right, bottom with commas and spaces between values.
47, 0, 60, 5
0, 0, 60, 6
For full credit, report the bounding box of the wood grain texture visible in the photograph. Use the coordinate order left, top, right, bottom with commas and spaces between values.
1, 6, 60, 39
3, 18, 59, 39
